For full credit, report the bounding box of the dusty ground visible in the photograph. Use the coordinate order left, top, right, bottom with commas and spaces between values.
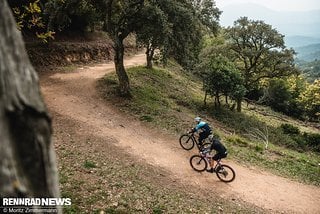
39, 53, 320, 214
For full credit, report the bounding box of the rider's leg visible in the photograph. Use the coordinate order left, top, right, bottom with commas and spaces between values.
209, 161, 215, 172
198, 132, 205, 145
210, 160, 215, 169
206, 158, 216, 173
199, 131, 210, 145
212, 154, 222, 171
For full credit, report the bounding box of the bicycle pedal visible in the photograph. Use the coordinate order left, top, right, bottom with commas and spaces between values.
206, 168, 215, 173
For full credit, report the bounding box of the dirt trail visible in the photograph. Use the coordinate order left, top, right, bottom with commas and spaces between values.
40, 54, 320, 214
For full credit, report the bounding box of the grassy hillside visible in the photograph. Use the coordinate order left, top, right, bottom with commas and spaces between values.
98, 63, 204, 133
98, 63, 320, 186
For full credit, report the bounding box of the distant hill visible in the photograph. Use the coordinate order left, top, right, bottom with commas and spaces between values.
297, 58, 320, 82
294, 43, 320, 62
220, 3, 320, 47
285, 36, 320, 48
294, 43, 320, 82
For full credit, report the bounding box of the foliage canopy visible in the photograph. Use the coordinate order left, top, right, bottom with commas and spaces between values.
226, 17, 298, 90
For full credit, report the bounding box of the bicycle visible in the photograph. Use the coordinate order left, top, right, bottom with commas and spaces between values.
189, 151, 236, 182
179, 131, 212, 151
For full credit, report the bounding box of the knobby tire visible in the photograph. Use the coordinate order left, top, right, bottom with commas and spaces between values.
190, 155, 207, 172
215, 164, 236, 182
179, 134, 194, 150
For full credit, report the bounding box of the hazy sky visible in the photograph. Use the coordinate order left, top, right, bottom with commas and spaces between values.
215, 0, 320, 11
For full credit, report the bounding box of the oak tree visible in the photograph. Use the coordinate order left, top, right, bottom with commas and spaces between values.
104, 0, 145, 96
226, 17, 298, 91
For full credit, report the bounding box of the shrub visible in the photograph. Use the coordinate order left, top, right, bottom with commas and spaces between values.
280, 124, 300, 135
83, 160, 96, 169
279, 124, 320, 152
292, 135, 307, 151
226, 136, 249, 147
303, 132, 320, 152
254, 145, 264, 153
140, 115, 153, 122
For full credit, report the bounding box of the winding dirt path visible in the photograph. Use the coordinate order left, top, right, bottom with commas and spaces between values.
40, 54, 320, 214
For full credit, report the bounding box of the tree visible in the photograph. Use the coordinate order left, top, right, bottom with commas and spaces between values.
299, 79, 320, 121
158, 0, 220, 70
135, 1, 171, 69
45, 0, 99, 33
103, 0, 220, 95
199, 35, 246, 111
286, 75, 306, 118
8, 0, 55, 42
200, 56, 246, 111
136, 0, 221, 69
0, 0, 60, 208
263, 79, 292, 113
103, 0, 145, 96
191, 0, 221, 33
226, 17, 298, 91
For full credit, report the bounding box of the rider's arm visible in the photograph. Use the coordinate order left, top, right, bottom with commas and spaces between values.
193, 122, 205, 132
191, 126, 198, 133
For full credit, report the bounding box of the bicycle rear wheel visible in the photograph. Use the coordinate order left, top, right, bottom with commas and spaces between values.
179, 134, 194, 150
190, 155, 207, 172
215, 164, 236, 182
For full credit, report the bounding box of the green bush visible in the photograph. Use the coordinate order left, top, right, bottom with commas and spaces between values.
279, 124, 320, 152
254, 145, 264, 153
265, 79, 292, 114
292, 135, 307, 151
303, 132, 320, 152
226, 136, 249, 147
140, 115, 153, 122
83, 160, 96, 169
280, 123, 300, 135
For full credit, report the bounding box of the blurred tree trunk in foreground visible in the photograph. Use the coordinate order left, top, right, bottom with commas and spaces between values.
0, 0, 60, 212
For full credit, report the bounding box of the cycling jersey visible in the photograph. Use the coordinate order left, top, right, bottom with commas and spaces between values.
194, 121, 211, 133
210, 139, 227, 154
193, 121, 212, 144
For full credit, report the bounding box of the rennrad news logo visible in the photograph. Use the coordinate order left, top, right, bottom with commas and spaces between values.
2, 198, 72, 206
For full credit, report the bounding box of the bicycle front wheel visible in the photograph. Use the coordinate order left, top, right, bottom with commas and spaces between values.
179, 134, 194, 150
190, 155, 207, 172
216, 164, 236, 182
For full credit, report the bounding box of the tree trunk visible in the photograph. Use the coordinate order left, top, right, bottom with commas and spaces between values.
237, 98, 242, 112
203, 91, 208, 106
146, 45, 154, 69
215, 93, 221, 106
0, 1, 60, 212
113, 37, 131, 97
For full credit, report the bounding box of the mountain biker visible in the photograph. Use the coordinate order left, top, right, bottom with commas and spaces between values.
204, 139, 228, 173
190, 117, 212, 146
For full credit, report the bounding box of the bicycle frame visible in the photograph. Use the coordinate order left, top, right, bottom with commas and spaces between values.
189, 133, 201, 150
200, 151, 222, 170
189, 132, 210, 150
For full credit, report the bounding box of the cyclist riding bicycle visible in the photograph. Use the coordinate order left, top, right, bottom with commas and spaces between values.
190, 117, 212, 146
203, 138, 228, 173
